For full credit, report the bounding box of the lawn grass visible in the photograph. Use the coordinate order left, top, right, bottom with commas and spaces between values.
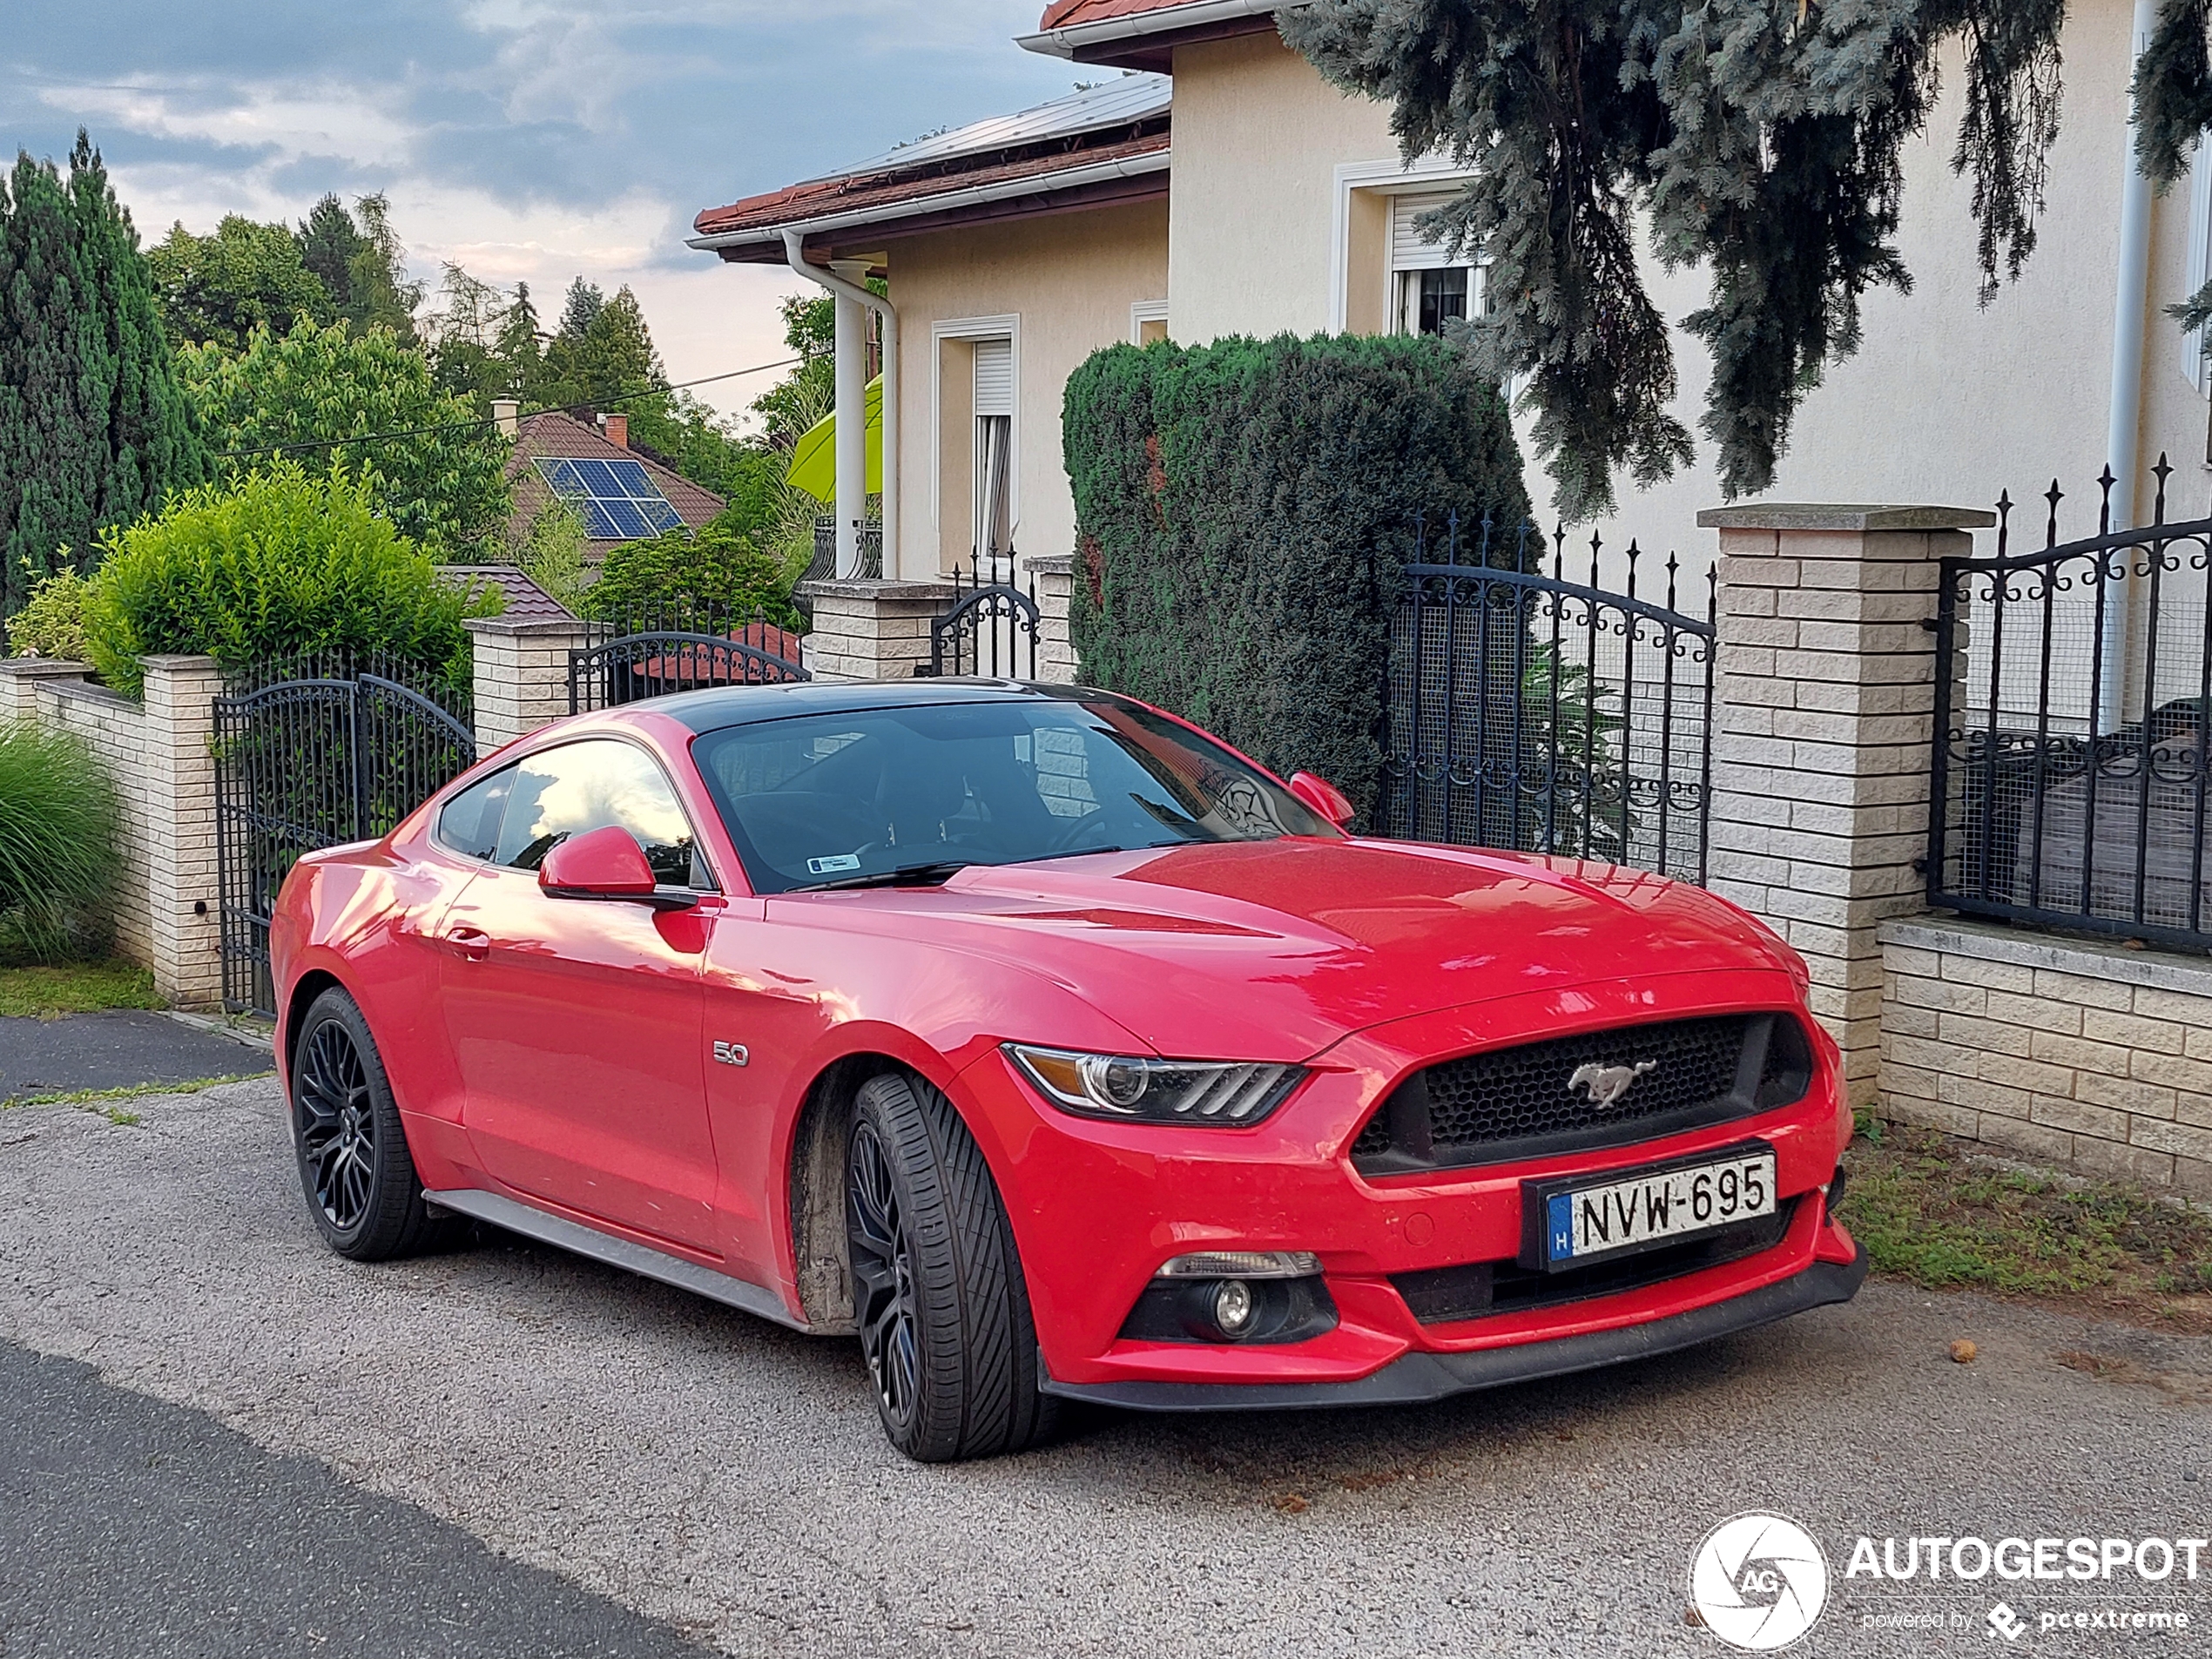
0, 961, 163, 1020
1840, 1118, 2212, 1322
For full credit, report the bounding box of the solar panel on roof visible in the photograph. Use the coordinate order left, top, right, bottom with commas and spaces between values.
533, 455, 685, 542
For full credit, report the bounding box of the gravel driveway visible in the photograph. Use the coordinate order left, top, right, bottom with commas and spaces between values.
3, 1079, 2208, 1657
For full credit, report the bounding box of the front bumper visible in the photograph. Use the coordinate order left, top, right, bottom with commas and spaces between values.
957, 969, 1859, 1395
1041, 1242, 1868, 1411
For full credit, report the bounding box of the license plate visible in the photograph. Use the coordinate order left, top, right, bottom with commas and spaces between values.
1524, 1143, 1777, 1271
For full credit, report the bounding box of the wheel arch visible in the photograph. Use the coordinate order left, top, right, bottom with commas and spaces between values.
281, 967, 348, 1082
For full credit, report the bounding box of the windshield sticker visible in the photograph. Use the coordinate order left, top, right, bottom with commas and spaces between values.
807, 854, 863, 875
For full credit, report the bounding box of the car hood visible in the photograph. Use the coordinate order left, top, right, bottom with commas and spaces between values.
778, 839, 1802, 1060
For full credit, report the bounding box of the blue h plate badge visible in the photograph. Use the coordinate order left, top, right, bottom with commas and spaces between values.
1548, 1193, 1575, 1263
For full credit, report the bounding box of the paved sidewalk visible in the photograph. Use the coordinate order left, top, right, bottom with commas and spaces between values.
0, 1011, 267, 1103
3, 1079, 2209, 1658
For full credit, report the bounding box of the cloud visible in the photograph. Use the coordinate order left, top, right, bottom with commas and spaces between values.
4, 1, 1078, 417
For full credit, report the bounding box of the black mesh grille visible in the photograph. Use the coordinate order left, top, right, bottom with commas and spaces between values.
1351, 1014, 1811, 1172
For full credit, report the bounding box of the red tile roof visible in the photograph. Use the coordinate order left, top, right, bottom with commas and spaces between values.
1039, 0, 1207, 27
694, 129, 1168, 245
505, 411, 725, 554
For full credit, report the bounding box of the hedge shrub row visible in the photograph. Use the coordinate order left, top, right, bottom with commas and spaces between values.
1062, 333, 1529, 823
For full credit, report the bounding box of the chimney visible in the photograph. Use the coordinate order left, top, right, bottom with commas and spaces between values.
491, 397, 520, 440
598, 412, 629, 449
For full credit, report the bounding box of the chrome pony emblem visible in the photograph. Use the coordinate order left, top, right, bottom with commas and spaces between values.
1568, 1060, 1657, 1109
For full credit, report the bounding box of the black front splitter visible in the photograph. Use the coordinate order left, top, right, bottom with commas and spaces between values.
1041, 1244, 1869, 1413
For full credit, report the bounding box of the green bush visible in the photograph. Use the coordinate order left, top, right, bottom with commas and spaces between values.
585, 520, 800, 629
0, 721, 118, 963
5, 568, 91, 660
82, 462, 502, 698
1063, 334, 1529, 822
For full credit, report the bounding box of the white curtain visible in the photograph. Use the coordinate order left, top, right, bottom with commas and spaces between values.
974, 414, 1013, 572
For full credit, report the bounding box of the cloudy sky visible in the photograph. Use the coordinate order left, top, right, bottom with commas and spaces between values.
4, 2, 1084, 426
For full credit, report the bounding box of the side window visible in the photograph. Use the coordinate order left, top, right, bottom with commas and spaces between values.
436, 766, 516, 862
494, 739, 700, 887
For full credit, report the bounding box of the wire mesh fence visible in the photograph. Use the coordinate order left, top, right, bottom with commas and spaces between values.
1378, 515, 1716, 884
1933, 458, 2212, 951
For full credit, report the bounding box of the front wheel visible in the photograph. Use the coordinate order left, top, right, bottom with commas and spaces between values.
290, 986, 452, 1262
846, 1070, 1061, 1461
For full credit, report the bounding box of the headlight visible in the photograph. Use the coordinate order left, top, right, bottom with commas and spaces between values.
1004, 1043, 1305, 1126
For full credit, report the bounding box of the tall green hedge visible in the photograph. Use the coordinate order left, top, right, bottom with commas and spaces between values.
1063, 333, 1528, 822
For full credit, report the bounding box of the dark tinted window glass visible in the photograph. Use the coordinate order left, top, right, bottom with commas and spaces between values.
493, 739, 697, 886
693, 696, 1334, 895
436, 767, 514, 861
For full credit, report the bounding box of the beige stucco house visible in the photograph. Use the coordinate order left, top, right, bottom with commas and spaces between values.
692, 0, 2212, 599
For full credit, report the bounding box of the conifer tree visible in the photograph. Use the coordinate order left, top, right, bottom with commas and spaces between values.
1282, 1, 2087, 518
0, 132, 200, 615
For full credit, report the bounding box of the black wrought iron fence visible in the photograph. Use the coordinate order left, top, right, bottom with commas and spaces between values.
1932, 457, 2212, 952
1377, 513, 1716, 883
568, 599, 809, 715
213, 652, 476, 1016
920, 553, 1040, 679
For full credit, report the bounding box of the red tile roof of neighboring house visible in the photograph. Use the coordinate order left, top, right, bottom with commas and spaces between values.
694, 131, 1168, 245
692, 80, 1171, 259
441, 565, 576, 621
505, 410, 725, 556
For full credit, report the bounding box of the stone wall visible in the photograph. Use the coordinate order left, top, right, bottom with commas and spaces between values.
1880, 916, 2212, 1195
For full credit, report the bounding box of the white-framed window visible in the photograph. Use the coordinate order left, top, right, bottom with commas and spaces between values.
929, 315, 1022, 575
1331, 158, 1486, 337
1389, 189, 1483, 336
1130, 299, 1170, 346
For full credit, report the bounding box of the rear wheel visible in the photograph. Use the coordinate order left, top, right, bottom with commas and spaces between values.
291, 987, 452, 1262
846, 1070, 1061, 1461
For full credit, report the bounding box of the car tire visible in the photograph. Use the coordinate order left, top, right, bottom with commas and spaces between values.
290, 986, 455, 1263
846, 1069, 1062, 1462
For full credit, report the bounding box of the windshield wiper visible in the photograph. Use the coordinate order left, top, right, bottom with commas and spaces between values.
793, 860, 973, 893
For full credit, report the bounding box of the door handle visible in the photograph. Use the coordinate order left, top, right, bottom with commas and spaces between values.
445, 926, 491, 962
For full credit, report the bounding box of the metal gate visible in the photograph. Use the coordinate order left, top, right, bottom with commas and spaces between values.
568, 604, 810, 714
921, 554, 1040, 679
1378, 516, 1716, 884
214, 661, 477, 1017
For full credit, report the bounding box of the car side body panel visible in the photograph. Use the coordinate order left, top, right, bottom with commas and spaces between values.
268, 685, 1861, 1397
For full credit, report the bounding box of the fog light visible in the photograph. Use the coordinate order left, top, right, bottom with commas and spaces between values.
1211, 1278, 1256, 1337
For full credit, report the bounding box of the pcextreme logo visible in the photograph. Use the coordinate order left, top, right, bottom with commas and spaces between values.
1689, 1512, 1831, 1651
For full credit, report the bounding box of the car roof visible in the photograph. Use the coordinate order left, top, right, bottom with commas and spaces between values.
659, 678, 1103, 735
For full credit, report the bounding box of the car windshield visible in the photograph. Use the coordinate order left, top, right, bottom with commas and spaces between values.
691, 696, 1338, 894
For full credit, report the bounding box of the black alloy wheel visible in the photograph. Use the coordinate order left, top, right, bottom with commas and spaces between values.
298, 1017, 375, 1231
289, 986, 455, 1262
847, 1118, 921, 1434
843, 1071, 1062, 1461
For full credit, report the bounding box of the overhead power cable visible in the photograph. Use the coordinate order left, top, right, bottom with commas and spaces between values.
211, 355, 812, 462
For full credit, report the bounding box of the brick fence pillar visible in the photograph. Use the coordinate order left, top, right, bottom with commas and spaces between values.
1696, 504, 1995, 1109
0, 657, 92, 723
799, 579, 957, 682
1028, 556, 1077, 685
139, 655, 225, 1010
468, 616, 594, 752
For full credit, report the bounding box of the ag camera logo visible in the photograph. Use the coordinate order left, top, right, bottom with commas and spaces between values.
1689, 1513, 1831, 1651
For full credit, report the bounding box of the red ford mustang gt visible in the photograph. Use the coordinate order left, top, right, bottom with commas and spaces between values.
271, 679, 1864, 1461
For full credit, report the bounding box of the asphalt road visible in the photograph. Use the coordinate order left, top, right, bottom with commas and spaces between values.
3, 1079, 2209, 1658
0, 1010, 266, 1102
